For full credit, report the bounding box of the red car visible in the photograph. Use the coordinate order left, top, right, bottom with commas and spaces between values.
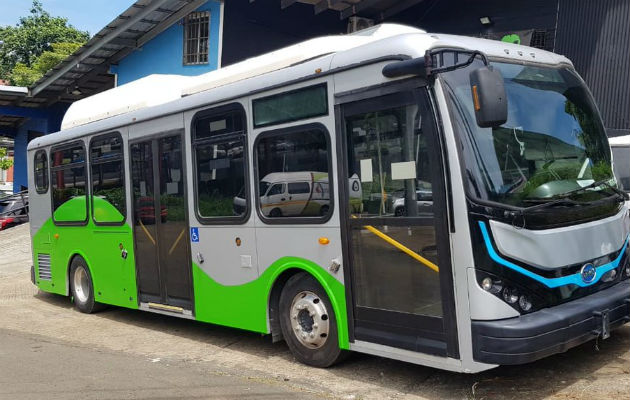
136, 196, 167, 224
0, 191, 28, 230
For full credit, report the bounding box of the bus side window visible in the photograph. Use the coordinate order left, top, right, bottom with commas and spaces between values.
90, 133, 126, 224
192, 103, 249, 223
50, 142, 88, 224
255, 124, 332, 221
34, 150, 48, 194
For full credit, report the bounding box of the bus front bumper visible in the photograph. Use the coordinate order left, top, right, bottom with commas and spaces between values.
471, 280, 630, 365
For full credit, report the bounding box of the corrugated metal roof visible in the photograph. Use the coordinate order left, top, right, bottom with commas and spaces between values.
555, 0, 630, 136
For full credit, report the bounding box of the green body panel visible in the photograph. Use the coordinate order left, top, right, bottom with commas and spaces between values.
52, 195, 88, 222
33, 216, 138, 309
193, 257, 349, 349
92, 196, 125, 223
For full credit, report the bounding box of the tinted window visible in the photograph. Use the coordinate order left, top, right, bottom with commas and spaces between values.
256, 126, 331, 220
288, 182, 310, 194
91, 133, 126, 224
34, 150, 48, 193
51, 143, 87, 223
253, 84, 328, 128
268, 184, 285, 196
194, 110, 244, 141
194, 105, 248, 221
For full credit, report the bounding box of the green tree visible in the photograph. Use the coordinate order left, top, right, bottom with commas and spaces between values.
0, 1, 89, 84
11, 42, 83, 86
0, 147, 13, 175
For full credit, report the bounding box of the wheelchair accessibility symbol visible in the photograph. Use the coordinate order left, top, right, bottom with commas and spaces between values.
190, 227, 199, 243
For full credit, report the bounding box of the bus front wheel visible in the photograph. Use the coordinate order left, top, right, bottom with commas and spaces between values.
279, 272, 346, 367
69, 256, 104, 314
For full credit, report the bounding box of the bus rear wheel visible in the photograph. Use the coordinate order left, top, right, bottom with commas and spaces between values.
279, 272, 346, 367
70, 256, 104, 314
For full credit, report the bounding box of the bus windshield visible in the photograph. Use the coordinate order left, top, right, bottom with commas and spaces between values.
441, 61, 615, 208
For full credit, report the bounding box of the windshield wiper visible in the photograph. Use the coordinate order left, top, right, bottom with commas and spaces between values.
547, 179, 628, 201
514, 179, 627, 216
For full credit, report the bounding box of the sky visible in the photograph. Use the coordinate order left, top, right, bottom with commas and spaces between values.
0, 0, 132, 36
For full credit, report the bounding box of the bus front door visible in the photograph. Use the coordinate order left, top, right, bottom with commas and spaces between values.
339, 88, 459, 359
130, 133, 194, 312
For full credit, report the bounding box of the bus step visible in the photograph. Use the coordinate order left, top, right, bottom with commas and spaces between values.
140, 302, 194, 320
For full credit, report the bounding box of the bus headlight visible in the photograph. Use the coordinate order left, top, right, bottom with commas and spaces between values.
502, 287, 519, 304
625, 265, 630, 278
601, 269, 617, 283
480, 276, 503, 294
477, 271, 540, 314
518, 295, 533, 312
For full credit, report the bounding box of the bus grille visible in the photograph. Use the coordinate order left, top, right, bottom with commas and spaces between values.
37, 254, 52, 280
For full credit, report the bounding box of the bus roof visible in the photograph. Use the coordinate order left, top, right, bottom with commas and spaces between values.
30, 23, 572, 151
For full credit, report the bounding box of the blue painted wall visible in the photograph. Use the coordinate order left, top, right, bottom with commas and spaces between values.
0, 103, 69, 193
115, 1, 222, 85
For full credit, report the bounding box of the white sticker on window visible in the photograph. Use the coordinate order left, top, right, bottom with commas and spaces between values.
360, 159, 373, 183
210, 119, 227, 132
140, 181, 147, 197
166, 182, 179, 194
391, 161, 416, 180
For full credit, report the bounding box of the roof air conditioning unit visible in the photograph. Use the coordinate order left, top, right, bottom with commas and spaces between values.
347, 16, 374, 33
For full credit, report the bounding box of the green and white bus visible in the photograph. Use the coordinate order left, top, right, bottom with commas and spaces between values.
28, 24, 630, 373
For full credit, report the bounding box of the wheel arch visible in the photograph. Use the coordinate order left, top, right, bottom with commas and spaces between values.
65, 250, 94, 296
265, 257, 349, 349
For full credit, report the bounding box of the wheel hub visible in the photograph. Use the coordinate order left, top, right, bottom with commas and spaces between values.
73, 266, 89, 304
290, 291, 330, 348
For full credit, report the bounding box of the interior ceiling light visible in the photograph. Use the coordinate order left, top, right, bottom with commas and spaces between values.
71, 87, 82, 96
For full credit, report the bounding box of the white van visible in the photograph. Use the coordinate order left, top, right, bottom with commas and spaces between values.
235, 171, 330, 217
610, 135, 630, 192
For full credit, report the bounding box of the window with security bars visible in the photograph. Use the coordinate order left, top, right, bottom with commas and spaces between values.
183, 11, 210, 65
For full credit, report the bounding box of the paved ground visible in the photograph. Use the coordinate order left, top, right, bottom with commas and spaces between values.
0, 223, 629, 399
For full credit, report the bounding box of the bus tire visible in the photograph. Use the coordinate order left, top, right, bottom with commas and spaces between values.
279, 272, 346, 367
69, 256, 104, 314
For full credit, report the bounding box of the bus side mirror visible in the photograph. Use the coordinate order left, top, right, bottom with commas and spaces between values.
469, 66, 508, 128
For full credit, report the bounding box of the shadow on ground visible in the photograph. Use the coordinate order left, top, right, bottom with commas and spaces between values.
34, 291, 630, 399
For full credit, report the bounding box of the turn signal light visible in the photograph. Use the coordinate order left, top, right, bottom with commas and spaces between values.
318, 237, 330, 245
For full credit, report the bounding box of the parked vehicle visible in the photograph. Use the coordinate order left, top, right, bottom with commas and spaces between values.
0, 191, 29, 230
609, 135, 630, 192
251, 172, 330, 217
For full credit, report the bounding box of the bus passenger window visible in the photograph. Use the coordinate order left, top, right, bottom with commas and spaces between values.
34, 150, 48, 193
51, 143, 87, 223
193, 105, 248, 222
256, 125, 331, 221
90, 133, 126, 224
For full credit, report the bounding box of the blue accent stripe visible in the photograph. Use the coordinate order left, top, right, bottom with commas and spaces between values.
478, 221, 629, 288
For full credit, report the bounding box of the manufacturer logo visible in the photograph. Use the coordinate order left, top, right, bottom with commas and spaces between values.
580, 263, 597, 284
